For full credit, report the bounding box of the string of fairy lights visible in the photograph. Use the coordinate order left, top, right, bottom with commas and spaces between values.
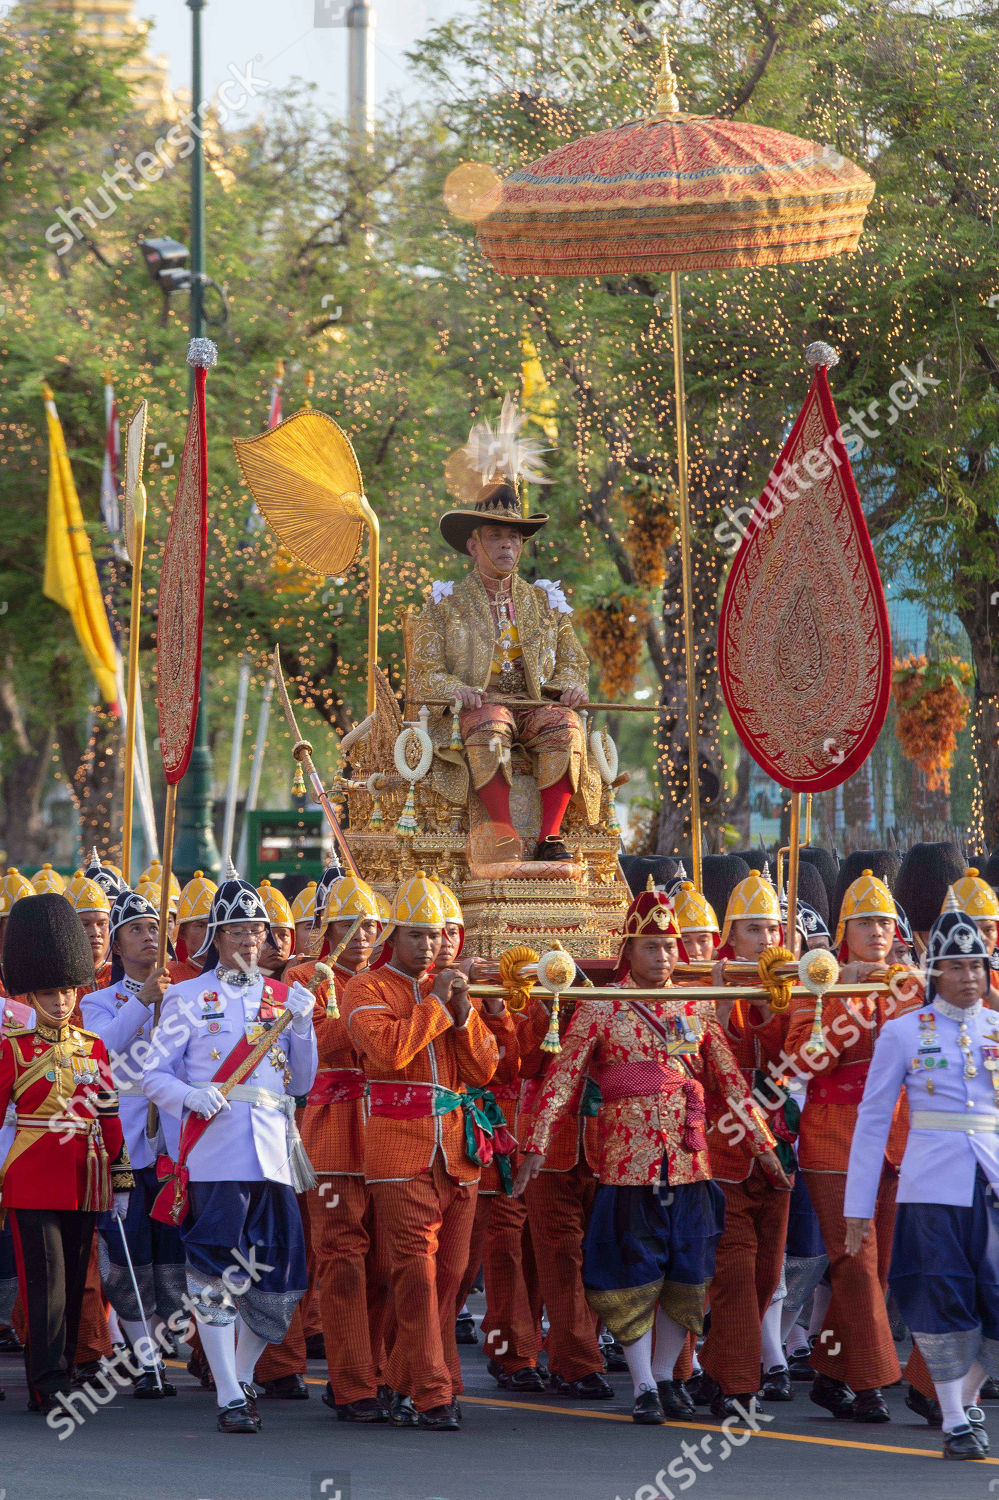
0, 1, 995, 860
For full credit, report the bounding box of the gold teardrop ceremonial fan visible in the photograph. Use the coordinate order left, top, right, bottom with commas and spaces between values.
232, 409, 381, 714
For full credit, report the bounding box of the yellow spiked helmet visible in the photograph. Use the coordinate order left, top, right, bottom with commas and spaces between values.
673, 881, 719, 935
257, 879, 294, 929
720, 873, 782, 948
834, 869, 897, 949
31, 863, 66, 895
176, 870, 218, 926
291, 881, 318, 924
946, 869, 999, 923
324, 873, 383, 924
391, 870, 445, 929
139, 859, 181, 910
0, 868, 35, 908
65, 874, 112, 915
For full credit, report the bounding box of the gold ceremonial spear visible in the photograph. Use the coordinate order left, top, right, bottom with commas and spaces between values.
121, 400, 148, 883
273, 644, 362, 879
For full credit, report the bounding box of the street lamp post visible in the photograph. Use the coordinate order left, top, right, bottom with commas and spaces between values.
173, 0, 220, 881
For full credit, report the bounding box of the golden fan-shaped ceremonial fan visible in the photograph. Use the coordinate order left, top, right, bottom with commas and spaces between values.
123, 399, 148, 565
232, 409, 367, 576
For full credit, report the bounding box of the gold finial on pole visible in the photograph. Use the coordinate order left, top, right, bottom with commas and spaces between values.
653, 36, 681, 119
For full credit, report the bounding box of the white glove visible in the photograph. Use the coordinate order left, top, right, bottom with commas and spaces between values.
112, 1191, 130, 1220
287, 981, 316, 1036
183, 1085, 230, 1119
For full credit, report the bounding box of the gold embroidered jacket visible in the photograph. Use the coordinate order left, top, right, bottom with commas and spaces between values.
409, 573, 595, 807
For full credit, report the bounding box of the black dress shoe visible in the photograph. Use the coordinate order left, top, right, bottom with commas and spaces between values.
455, 1313, 478, 1346
904, 1385, 942, 1427
260, 1373, 308, 1399
943, 1422, 987, 1460
686, 1372, 718, 1407
787, 1341, 816, 1380
501, 1366, 546, 1392
657, 1379, 695, 1418
981, 1377, 999, 1400
240, 1382, 261, 1419
551, 1371, 614, 1399
967, 1405, 989, 1451
810, 1372, 856, 1418
632, 1388, 666, 1424
534, 836, 573, 862
760, 1365, 793, 1401
305, 1333, 326, 1360
0, 1325, 23, 1353
417, 1403, 460, 1431
710, 1390, 766, 1422
852, 1387, 890, 1423
448, 1398, 462, 1423
601, 1338, 629, 1373
217, 1400, 260, 1433
337, 1396, 389, 1423
133, 1369, 177, 1398
389, 1392, 419, 1427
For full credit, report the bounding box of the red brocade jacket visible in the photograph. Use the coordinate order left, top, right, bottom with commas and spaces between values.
516, 996, 599, 1175
525, 994, 775, 1188
0, 1020, 132, 1210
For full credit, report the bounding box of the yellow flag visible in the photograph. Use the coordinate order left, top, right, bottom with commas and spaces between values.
42, 383, 120, 707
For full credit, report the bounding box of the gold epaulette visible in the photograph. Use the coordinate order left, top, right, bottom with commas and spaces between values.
3, 1025, 31, 1038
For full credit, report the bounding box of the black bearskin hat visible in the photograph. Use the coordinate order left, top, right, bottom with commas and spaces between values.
618, 855, 683, 898
701, 855, 751, 932
894, 841, 966, 936
796, 860, 830, 927
799, 847, 839, 919
2, 892, 94, 995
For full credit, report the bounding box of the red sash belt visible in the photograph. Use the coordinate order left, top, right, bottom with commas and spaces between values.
307, 1068, 366, 1107
368, 1081, 462, 1120
808, 1060, 869, 1106
595, 1061, 707, 1153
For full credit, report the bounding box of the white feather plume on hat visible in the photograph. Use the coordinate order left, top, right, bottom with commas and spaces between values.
463, 395, 552, 487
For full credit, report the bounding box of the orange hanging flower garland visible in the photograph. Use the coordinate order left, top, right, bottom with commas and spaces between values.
891, 652, 972, 793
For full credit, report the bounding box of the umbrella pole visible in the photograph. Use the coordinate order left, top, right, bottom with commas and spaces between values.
121, 488, 146, 884
359, 496, 380, 717
786, 791, 802, 957
669, 270, 702, 889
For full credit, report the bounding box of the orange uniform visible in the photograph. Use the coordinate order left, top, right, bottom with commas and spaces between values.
285, 957, 390, 1406
784, 974, 923, 1390
516, 995, 604, 1384
340, 964, 498, 1412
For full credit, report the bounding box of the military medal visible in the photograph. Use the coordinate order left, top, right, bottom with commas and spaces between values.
983, 1044, 999, 1102
958, 1021, 978, 1079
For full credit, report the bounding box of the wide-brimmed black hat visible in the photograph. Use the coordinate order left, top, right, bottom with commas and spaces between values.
2, 892, 94, 995
439, 482, 548, 555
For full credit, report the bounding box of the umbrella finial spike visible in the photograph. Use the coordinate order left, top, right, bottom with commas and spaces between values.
653, 35, 680, 119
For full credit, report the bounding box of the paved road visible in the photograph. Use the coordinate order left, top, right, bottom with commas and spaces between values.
2, 1312, 997, 1500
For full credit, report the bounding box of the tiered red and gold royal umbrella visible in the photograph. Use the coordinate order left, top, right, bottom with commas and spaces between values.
477, 40, 875, 888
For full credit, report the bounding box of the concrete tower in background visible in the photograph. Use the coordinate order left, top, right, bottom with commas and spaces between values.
346, 0, 376, 136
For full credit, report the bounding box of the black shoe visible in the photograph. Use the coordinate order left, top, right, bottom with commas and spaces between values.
259, 1373, 308, 1399
852, 1387, 890, 1423
810, 1372, 856, 1419
686, 1372, 718, 1407
710, 1390, 766, 1422
455, 1315, 478, 1346
0, 1325, 23, 1353
550, 1371, 614, 1399
217, 1399, 260, 1433
904, 1385, 942, 1427
657, 1379, 695, 1418
133, 1369, 177, 1399
305, 1333, 326, 1360
943, 1422, 986, 1460
601, 1337, 629, 1373
967, 1405, 989, 1452
787, 1342, 815, 1381
239, 1382, 261, 1418
761, 1365, 793, 1401
337, 1396, 389, 1423
188, 1350, 216, 1391
632, 1388, 666, 1424
981, 1377, 999, 1400
534, 836, 573, 862
500, 1366, 546, 1392
389, 1392, 419, 1427
71, 1360, 103, 1383
418, 1403, 460, 1431
448, 1397, 462, 1423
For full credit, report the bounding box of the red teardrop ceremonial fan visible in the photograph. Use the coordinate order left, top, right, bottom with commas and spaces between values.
718, 343, 892, 793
